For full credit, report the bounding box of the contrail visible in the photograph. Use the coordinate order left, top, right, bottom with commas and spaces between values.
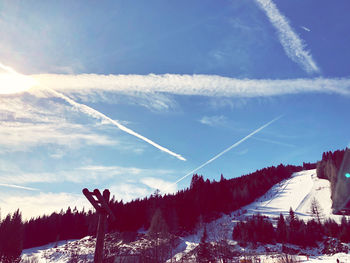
254, 0, 319, 74
0, 183, 39, 191
47, 88, 186, 161
165, 116, 282, 191
0, 61, 185, 160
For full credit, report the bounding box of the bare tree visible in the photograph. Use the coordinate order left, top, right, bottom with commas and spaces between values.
310, 198, 323, 224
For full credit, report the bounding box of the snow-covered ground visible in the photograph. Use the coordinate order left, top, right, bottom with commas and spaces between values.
22, 237, 94, 263
260, 253, 350, 263
22, 169, 350, 262
242, 169, 340, 222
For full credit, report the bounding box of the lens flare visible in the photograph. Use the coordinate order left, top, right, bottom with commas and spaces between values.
0, 63, 37, 94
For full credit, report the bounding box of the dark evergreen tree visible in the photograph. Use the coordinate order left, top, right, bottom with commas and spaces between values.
197, 226, 214, 263
276, 214, 287, 243
0, 210, 23, 263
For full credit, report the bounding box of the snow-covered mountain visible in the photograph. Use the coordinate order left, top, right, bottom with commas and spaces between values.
22, 169, 350, 262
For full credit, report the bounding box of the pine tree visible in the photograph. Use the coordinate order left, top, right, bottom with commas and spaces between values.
277, 214, 287, 243
288, 207, 296, 225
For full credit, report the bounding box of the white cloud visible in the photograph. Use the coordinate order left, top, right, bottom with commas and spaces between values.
0, 192, 89, 220
141, 177, 178, 194
0, 165, 177, 185
33, 74, 350, 98
254, 0, 319, 74
199, 115, 227, 127
109, 183, 149, 202
0, 94, 118, 152
0, 121, 116, 152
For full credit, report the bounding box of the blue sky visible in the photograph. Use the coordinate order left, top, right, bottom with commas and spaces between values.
0, 0, 349, 219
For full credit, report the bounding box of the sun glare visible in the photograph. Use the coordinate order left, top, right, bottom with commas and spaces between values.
0, 63, 37, 95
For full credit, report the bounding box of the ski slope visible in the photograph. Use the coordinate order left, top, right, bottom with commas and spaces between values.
241, 169, 337, 222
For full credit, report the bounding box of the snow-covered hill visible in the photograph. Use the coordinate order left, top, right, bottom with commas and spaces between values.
242, 169, 338, 222
186, 169, 341, 244
22, 169, 349, 262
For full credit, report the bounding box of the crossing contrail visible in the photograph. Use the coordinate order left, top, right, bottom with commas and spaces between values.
0, 183, 39, 191
47, 88, 186, 161
165, 116, 282, 191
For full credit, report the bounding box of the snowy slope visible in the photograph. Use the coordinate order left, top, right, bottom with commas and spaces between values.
22, 237, 94, 263
241, 169, 338, 222
187, 169, 341, 244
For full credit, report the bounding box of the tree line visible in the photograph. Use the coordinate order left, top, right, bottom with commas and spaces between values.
1, 163, 304, 257
232, 208, 350, 248
107, 164, 303, 234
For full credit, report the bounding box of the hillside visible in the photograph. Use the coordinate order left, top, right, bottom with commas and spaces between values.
241, 169, 339, 222
185, 169, 345, 244
22, 169, 350, 262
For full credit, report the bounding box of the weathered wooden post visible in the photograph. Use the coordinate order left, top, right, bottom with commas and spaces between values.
83, 188, 116, 263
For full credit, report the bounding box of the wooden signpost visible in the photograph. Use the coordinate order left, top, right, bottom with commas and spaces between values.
83, 188, 116, 263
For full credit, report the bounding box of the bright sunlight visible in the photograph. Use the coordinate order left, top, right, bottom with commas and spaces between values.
0, 62, 37, 94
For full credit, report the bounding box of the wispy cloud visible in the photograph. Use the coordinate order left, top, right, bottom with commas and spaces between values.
0, 121, 116, 152
0, 164, 177, 185
199, 115, 227, 127
253, 136, 296, 148
236, 149, 249, 156
254, 0, 319, 74
0, 81, 119, 153
33, 74, 350, 98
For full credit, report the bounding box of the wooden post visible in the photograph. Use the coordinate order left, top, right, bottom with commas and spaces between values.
83, 188, 116, 263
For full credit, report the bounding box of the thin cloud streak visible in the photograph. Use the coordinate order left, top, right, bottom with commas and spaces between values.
254, 0, 319, 74
164, 116, 282, 191
34, 74, 350, 97
47, 89, 186, 161
301, 26, 311, 32
0, 183, 39, 191
253, 136, 296, 148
